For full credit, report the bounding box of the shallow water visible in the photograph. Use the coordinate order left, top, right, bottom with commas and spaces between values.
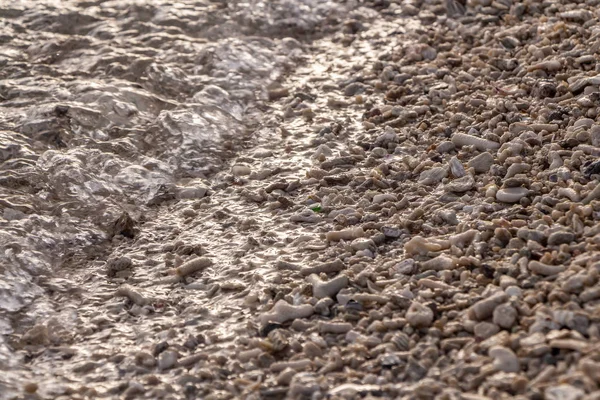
0, 0, 346, 395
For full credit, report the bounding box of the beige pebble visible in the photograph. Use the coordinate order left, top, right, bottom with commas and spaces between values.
528, 260, 565, 276
406, 302, 434, 328
469, 292, 508, 320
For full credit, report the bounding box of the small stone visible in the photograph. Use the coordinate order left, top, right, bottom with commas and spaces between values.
419, 167, 448, 185
547, 231, 575, 246
303, 342, 323, 358
468, 152, 494, 173
474, 322, 500, 339
436, 141, 455, 153
470, 292, 508, 320
344, 82, 367, 96
326, 227, 365, 242
496, 187, 530, 203
563, 275, 585, 294
420, 255, 456, 271
135, 351, 157, 368
528, 261, 565, 276
560, 10, 593, 23
406, 302, 434, 328
158, 350, 178, 370
489, 345, 520, 372
23, 383, 38, 394
505, 286, 522, 298
232, 164, 252, 176
382, 226, 401, 238
449, 156, 466, 178
373, 193, 396, 204
277, 368, 297, 386
493, 304, 518, 329
444, 174, 474, 193
289, 373, 320, 397
545, 384, 585, 400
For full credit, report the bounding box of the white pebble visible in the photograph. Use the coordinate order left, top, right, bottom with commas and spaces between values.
496, 187, 530, 203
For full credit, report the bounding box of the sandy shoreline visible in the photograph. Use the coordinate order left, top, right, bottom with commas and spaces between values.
2, 0, 600, 399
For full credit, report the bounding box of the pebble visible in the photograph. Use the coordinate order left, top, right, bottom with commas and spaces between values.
303, 342, 323, 358
318, 321, 352, 334
289, 373, 320, 397
23, 383, 38, 394
449, 156, 466, 178
467, 152, 494, 173
493, 304, 518, 329
547, 231, 575, 246
277, 368, 297, 386
445, 174, 474, 193
436, 141, 455, 153
545, 385, 585, 400
489, 346, 520, 372
528, 260, 566, 276
406, 302, 434, 328
231, 164, 252, 176
505, 286, 522, 298
474, 322, 500, 339
496, 187, 530, 203
419, 167, 448, 185
469, 292, 508, 321
420, 255, 456, 271
158, 350, 178, 371
372, 193, 396, 204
